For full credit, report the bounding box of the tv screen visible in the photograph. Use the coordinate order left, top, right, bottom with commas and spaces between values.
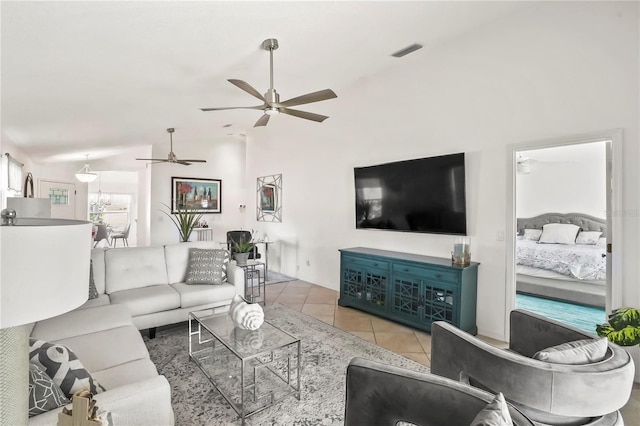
354, 153, 467, 235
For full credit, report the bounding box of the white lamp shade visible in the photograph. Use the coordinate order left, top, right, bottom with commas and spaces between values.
0, 219, 92, 328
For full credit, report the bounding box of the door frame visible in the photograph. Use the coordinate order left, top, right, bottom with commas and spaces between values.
504, 128, 623, 339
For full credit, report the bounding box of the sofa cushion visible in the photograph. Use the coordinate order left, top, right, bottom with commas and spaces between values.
90, 248, 107, 295
29, 339, 106, 398
109, 285, 180, 317
54, 326, 151, 374
92, 358, 159, 390
184, 248, 230, 285
105, 246, 169, 293
28, 361, 70, 417
532, 337, 608, 365
469, 392, 512, 426
164, 241, 218, 284
170, 282, 237, 309
31, 304, 132, 342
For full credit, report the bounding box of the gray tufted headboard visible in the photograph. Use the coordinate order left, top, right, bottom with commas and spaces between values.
516, 212, 606, 236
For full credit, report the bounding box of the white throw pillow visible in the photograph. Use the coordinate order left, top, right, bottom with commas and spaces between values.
533, 337, 608, 365
469, 392, 512, 426
538, 223, 580, 245
522, 229, 542, 241
575, 231, 603, 245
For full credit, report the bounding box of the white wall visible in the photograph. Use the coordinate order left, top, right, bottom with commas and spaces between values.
149, 133, 247, 245
516, 142, 607, 219
246, 1, 639, 340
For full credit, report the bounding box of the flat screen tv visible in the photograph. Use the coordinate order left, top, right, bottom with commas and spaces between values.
354, 153, 467, 235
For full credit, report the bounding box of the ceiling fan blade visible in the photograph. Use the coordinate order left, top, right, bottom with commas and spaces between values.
176, 161, 192, 166
280, 108, 329, 123
179, 159, 207, 163
200, 105, 264, 112
278, 89, 337, 108
136, 158, 168, 161
228, 79, 266, 102
254, 114, 270, 127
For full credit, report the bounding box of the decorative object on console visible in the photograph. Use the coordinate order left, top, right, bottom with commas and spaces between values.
161, 203, 203, 242
257, 174, 282, 222
452, 236, 471, 266
229, 295, 264, 330
184, 248, 230, 285
0, 211, 91, 426
170, 176, 221, 214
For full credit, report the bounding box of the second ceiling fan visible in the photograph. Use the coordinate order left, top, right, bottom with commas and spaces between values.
200, 38, 337, 127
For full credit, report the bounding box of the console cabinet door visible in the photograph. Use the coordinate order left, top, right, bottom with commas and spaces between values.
340, 255, 390, 309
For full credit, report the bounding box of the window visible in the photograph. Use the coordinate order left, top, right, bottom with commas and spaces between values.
5, 153, 23, 192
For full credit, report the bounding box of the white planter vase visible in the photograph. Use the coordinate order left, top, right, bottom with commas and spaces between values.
625, 344, 640, 383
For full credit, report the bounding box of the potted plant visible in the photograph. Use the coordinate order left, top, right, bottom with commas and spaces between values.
596, 307, 640, 382
230, 231, 256, 266
161, 203, 203, 242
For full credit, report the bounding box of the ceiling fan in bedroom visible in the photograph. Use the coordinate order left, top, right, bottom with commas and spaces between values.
135, 128, 206, 166
200, 38, 337, 127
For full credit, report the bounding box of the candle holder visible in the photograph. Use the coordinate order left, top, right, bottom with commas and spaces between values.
451, 237, 471, 266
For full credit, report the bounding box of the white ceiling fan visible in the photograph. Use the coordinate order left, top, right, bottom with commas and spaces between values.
135, 128, 206, 166
200, 38, 337, 127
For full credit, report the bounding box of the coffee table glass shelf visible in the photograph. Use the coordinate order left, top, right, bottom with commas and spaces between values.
188, 308, 301, 423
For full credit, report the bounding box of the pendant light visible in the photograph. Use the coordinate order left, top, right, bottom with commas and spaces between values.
75, 155, 98, 183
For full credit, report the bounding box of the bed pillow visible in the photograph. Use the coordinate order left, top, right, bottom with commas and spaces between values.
522, 228, 542, 241
185, 248, 230, 285
29, 338, 106, 398
576, 231, 603, 245
469, 392, 512, 426
596, 237, 607, 247
532, 337, 608, 365
538, 223, 580, 245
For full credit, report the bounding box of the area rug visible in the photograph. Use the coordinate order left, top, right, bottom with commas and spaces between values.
265, 271, 296, 285
516, 293, 605, 334
144, 303, 430, 425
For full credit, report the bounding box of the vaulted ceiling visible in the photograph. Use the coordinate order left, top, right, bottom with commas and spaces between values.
1, 1, 526, 164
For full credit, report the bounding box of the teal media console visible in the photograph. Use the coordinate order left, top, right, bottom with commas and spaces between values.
339, 247, 479, 334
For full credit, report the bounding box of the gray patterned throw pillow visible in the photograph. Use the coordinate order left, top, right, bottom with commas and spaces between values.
29, 338, 106, 399
28, 361, 70, 417
88, 259, 99, 300
185, 248, 230, 285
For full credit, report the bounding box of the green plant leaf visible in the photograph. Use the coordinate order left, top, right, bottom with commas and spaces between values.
598, 325, 640, 346
608, 307, 640, 330
160, 203, 204, 242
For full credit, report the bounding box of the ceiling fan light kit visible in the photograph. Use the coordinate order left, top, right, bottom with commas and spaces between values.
200, 38, 337, 127
135, 128, 207, 166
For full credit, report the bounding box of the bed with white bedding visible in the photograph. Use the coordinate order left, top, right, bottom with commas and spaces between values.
515, 213, 607, 307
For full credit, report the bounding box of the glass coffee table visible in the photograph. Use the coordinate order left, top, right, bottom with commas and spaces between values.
188, 308, 301, 423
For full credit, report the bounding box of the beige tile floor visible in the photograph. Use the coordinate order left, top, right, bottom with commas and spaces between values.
266, 280, 640, 423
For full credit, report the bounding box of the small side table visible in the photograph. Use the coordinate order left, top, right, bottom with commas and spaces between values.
237, 260, 266, 305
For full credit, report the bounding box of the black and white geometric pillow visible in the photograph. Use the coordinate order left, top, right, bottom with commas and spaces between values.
28, 361, 70, 417
88, 259, 99, 300
29, 339, 106, 399
185, 248, 230, 285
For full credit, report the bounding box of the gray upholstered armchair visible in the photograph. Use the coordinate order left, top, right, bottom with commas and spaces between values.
431, 309, 635, 426
344, 357, 535, 426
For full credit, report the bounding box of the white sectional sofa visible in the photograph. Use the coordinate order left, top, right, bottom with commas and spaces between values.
28, 241, 244, 425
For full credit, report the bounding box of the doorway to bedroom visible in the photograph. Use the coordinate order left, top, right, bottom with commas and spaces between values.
514, 141, 608, 334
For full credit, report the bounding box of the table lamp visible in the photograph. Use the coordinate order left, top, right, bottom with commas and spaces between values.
0, 209, 91, 425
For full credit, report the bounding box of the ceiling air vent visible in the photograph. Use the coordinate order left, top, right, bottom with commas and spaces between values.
391, 43, 423, 58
